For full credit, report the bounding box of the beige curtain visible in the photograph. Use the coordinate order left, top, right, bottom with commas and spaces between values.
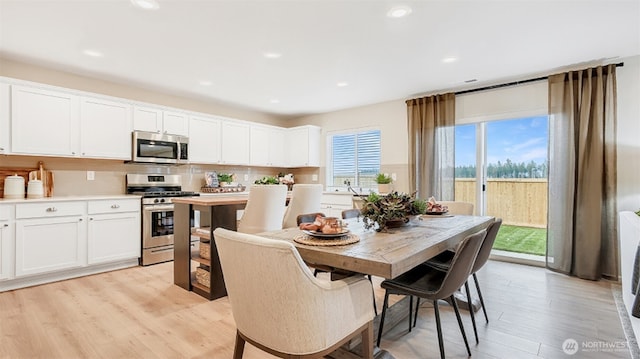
547, 64, 618, 280
407, 93, 455, 200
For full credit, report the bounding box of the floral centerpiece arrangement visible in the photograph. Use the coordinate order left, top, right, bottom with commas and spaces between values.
360, 191, 427, 231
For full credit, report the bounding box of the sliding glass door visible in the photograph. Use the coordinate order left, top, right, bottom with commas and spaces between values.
455, 116, 549, 257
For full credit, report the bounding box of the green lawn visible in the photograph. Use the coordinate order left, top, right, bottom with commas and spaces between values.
493, 224, 547, 256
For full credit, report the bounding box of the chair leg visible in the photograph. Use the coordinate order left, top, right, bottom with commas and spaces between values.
233, 330, 246, 359
408, 296, 413, 332
464, 280, 479, 344
433, 300, 445, 359
361, 321, 374, 359
376, 291, 390, 347
413, 297, 420, 328
473, 273, 489, 323
313, 269, 320, 277
451, 295, 472, 357
367, 275, 378, 316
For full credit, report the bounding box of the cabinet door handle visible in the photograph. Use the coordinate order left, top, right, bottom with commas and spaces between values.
46, 207, 57, 212
79, 218, 83, 222
89, 217, 94, 221
2, 224, 7, 227
71, 152, 76, 155
111, 204, 120, 209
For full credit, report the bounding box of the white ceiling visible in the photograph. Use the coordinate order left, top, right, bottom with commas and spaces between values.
1, 0, 639, 118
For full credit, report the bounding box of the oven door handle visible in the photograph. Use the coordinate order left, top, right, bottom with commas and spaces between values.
143, 205, 175, 212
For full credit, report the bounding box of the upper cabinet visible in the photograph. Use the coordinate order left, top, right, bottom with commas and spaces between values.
286, 125, 321, 167
0, 83, 9, 154
80, 97, 132, 160
133, 106, 189, 136
1, 79, 322, 168
249, 125, 285, 167
220, 121, 250, 165
189, 115, 222, 164
11, 85, 80, 157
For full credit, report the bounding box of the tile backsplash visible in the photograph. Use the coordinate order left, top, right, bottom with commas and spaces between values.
0, 155, 321, 196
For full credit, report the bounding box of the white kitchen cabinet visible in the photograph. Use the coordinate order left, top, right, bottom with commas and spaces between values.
189, 115, 221, 164
133, 106, 163, 133
162, 111, 189, 136
0, 83, 9, 154
133, 106, 189, 136
320, 193, 354, 218
250, 125, 286, 167
220, 120, 250, 165
11, 85, 80, 156
87, 199, 140, 265
80, 97, 132, 160
0, 206, 12, 280
286, 125, 321, 167
15, 204, 86, 277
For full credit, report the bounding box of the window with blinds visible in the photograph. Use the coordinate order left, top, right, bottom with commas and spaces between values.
329, 129, 381, 190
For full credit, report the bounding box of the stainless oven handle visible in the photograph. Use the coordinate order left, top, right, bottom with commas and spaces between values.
143, 205, 175, 212
150, 247, 175, 253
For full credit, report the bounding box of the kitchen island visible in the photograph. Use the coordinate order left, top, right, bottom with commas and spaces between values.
173, 194, 249, 300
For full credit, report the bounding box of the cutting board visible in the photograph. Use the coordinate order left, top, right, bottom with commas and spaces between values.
0, 162, 54, 198
28, 167, 54, 197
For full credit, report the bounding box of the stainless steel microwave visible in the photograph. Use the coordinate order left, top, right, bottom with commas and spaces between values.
132, 131, 188, 164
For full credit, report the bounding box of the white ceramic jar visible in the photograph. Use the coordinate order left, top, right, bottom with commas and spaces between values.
4, 174, 25, 199
27, 179, 44, 199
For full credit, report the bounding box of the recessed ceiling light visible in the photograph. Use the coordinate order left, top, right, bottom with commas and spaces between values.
336, 82, 349, 87
269, 99, 280, 104
82, 49, 103, 58
263, 52, 282, 59
199, 80, 212, 86
387, 6, 412, 18
131, 0, 159, 10
442, 56, 458, 63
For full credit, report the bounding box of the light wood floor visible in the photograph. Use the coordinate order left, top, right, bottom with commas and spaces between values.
0, 260, 633, 359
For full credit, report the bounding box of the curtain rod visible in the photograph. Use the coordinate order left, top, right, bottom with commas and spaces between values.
455, 62, 624, 96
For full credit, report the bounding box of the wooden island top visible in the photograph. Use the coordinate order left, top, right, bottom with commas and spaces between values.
172, 193, 249, 206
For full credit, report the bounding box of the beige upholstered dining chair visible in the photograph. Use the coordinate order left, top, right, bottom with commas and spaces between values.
237, 184, 288, 234
438, 201, 474, 215
282, 184, 323, 228
213, 228, 375, 359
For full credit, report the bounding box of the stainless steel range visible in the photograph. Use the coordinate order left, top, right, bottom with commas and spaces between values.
126, 174, 199, 266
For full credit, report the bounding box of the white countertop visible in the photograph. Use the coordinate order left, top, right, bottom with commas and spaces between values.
0, 194, 141, 204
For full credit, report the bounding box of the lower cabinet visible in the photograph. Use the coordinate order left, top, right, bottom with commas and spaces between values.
88, 212, 140, 265
2, 197, 141, 290
320, 193, 354, 218
15, 215, 86, 277
0, 206, 12, 280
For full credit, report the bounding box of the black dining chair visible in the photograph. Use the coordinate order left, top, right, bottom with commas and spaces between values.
376, 229, 487, 359
420, 218, 503, 343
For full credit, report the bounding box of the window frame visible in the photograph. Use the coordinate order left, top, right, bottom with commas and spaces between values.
325, 127, 382, 192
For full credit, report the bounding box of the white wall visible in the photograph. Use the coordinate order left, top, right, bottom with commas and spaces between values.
291, 100, 410, 192
293, 55, 640, 211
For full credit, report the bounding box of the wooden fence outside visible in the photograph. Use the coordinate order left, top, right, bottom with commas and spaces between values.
455, 178, 548, 228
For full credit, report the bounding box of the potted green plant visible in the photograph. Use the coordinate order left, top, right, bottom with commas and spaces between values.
254, 175, 280, 185
360, 191, 426, 231
375, 173, 393, 194
218, 173, 234, 186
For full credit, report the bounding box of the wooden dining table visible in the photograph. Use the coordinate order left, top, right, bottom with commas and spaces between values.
260, 214, 495, 280
260, 214, 494, 359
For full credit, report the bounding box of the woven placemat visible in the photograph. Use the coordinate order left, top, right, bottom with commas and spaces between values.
294, 233, 360, 246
